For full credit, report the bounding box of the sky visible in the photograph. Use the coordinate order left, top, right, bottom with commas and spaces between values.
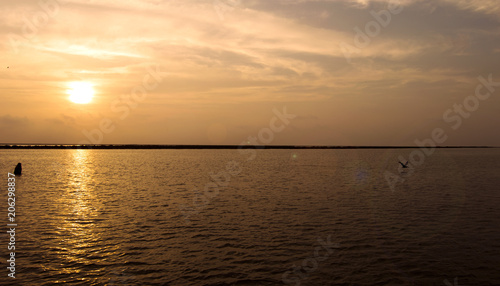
1, 0, 499, 146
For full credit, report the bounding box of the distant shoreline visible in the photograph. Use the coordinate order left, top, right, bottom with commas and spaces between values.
0, 144, 497, 149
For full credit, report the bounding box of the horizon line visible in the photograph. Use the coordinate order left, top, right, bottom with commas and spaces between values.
0, 144, 498, 150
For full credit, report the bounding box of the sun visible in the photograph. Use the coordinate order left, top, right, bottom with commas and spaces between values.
67, 81, 95, 104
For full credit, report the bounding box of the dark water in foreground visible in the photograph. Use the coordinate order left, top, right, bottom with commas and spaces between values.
0, 148, 499, 285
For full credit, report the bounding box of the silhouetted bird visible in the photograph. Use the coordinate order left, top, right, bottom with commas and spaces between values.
14, 163, 22, 175
398, 161, 409, 168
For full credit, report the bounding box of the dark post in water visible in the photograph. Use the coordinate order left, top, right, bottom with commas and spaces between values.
14, 163, 22, 175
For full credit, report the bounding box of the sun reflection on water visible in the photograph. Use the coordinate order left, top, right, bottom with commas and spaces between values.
52, 150, 108, 280
64, 149, 98, 218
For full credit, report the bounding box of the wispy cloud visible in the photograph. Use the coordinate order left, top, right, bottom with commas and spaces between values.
1, 0, 499, 144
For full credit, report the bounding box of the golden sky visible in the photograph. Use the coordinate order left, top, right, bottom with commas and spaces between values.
1, 0, 499, 145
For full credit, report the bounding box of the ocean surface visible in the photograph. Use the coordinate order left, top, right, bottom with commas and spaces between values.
0, 148, 499, 285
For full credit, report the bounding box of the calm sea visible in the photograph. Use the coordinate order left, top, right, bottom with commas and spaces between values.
0, 148, 499, 285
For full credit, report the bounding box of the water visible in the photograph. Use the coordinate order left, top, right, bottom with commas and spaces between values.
0, 148, 499, 285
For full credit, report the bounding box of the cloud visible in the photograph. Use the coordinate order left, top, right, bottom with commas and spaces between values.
442, 0, 500, 15
0, 0, 499, 144
0, 115, 31, 126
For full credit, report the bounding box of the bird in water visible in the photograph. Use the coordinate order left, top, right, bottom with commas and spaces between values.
398, 161, 409, 168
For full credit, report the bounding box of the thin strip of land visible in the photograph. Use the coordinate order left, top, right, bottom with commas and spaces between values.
0, 144, 496, 149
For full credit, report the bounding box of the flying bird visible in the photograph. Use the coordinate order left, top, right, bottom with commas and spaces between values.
398, 161, 409, 168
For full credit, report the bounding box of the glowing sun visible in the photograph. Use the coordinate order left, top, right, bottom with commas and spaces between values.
67, 81, 95, 104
